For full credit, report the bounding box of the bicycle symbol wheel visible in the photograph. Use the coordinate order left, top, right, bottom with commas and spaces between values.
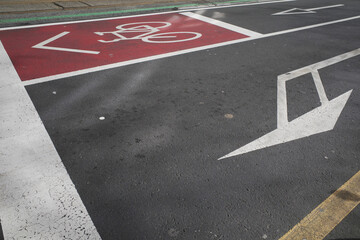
116, 22, 172, 31
142, 32, 202, 43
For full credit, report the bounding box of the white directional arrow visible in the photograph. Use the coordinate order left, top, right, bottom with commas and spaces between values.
272, 4, 344, 15
32, 31, 100, 54
219, 48, 360, 160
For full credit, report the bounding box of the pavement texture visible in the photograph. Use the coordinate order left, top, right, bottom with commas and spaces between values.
0, 0, 359, 239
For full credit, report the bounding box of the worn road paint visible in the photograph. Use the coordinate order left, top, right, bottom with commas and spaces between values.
0, 0, 295, 25
0, 41, 101, 239
273, 4, 344, 15
18, 15, 360, 86
180, 12, 262, 37
280, 170, 360, 240
219, 48, 360, 160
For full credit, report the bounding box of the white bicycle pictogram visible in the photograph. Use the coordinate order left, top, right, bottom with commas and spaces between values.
94, 22, 202, 43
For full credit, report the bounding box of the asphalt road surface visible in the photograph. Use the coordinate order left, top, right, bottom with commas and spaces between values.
0, 0, 359, 239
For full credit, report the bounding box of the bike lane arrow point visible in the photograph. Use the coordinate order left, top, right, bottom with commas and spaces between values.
218, 90, 352, 160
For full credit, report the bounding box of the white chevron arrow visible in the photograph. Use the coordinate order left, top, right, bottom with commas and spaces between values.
272, 4, 344, 15
219, 48, 360, 160
32, 31, 100, 54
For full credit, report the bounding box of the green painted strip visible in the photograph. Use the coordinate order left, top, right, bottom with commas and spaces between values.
214, 0, 256, 4
0, 0, 257, 24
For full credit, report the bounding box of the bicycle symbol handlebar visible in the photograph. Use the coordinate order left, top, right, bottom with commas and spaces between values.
94, 21, 202, 44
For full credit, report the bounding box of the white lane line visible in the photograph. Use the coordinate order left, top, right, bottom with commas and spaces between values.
308, 4, 344, 11
0, 41, 101, 239
264, 15, 359, 37
23, 15, 360, 86
180, 12, 263, 37
0, 0, 295, 31
32, 31, 100, 54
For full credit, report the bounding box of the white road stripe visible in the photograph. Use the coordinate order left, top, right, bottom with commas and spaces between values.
23, 15, 360, 86
308, 4, 344, 11
0, 0, 295, 31
0, 41, 101, 239
180, 12, 263, 37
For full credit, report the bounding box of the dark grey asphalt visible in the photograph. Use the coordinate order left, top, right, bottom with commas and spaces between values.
23, 0, 360, 239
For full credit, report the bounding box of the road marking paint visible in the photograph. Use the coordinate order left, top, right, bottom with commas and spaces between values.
280, 170, 360, 240
273, 4, 344, 15
94, 21, 202, 44
308, 4, 345, 11
21, 15, 360, 86
0, 0, 295, 30
219, 48, 360, 160
264, 15, 360, 36
32, 31, 100, 54
180, 12, 262, 37
2, 13, 247, 81
311, 70, 329, 104
0, 41, 101, 239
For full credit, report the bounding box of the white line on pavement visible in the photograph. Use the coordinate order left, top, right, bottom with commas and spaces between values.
0, 41, 101, 239
180, 12, 263, 37
308, 4, 344, 11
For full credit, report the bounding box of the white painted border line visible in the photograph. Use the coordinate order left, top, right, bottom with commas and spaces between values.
23, 15, 360, 86
0, 41, 101, 239
180, 12, 263, 37
0, 0, 295, 31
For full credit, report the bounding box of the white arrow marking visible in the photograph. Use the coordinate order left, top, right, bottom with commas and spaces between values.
219, 48, 360, 160
219, 90, 352, 160
273, 4, 344, 15
32, 31, 100, 54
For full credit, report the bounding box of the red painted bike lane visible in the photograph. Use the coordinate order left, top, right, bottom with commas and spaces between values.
0, 13, 251, 82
